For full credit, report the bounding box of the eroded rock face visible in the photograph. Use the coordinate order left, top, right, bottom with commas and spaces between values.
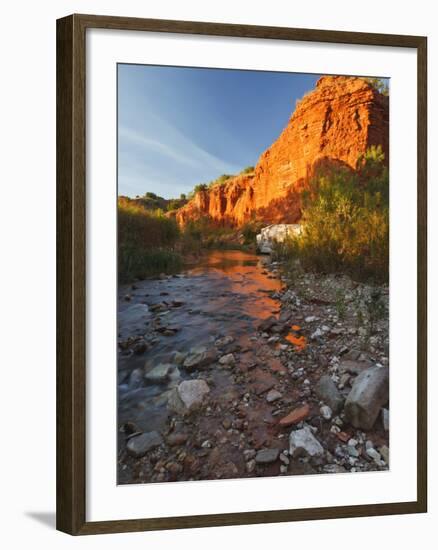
176, 76, 389, 227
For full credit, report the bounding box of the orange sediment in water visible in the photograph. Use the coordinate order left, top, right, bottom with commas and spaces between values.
286, 332, 307, 351
291, 325, 301, 331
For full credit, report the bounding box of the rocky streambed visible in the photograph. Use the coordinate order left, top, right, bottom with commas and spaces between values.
117, 249, 389, 484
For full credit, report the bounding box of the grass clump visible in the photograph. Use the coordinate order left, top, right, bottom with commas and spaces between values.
118, 197, 181, 282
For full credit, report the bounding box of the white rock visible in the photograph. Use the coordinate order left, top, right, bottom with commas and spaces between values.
305, 316, 317, 323
320, 405, 332, 420
311, 328, 323, 340
366, 447, 381, 463
289, 426, 324, 458
256, 224, 302, 254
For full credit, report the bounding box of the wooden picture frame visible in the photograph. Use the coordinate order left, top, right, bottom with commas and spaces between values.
56, 13, 427, 535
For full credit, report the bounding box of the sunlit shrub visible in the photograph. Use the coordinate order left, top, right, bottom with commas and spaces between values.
277, 146, 389, 283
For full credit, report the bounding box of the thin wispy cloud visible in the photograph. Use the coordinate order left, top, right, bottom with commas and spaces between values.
118, 115, 241, 198
117, 65, 319, 198
119, 127, 198, 169
119, 115, 240, 175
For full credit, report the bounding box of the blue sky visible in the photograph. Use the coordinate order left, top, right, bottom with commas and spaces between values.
118, 64, 320, 199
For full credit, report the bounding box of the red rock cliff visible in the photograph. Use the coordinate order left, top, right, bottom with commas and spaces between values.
176, 76, 389, 227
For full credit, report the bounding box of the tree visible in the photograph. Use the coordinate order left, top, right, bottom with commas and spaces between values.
194, 183, 208, 194
364, 77, 389, 96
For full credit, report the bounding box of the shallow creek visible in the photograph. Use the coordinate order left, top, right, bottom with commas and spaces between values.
117, 250, 297, 481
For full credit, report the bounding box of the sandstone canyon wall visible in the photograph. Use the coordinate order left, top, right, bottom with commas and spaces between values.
176, 76, 389, 227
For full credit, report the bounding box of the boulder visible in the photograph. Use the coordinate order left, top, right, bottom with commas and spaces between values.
256, 224, 302, 254
219, 353, 236, 366
344, 366, 389, 429
289, 426, 324, 458
168, 379, 210, 415
144, 363, 173, 384
339, 359, 372, 375
171, 351, 187, 365
183, 347, 218, 371
315, 375, 344, 413
126, 431, 163, 458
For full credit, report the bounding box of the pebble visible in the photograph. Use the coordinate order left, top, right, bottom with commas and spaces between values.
278, 404, 310, 427
255, 448, 280, 464
366, 447, 381, 462
243, 449, 256, 460
381, 408, 389, 431
320, 405, 332, 420
166, 433, 188, 447
279, 454, 290, 465
222, 418, 232, 430
347, 446, 360, 458
379, 445, 389, 464
266, 389, 282, 403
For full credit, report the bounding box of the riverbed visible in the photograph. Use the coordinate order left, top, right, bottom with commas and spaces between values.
117, 249, 389, 484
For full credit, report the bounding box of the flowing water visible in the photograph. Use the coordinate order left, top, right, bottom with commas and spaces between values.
117, 250, 295, 481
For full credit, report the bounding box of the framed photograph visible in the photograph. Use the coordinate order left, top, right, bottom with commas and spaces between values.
56, 14, 427, 535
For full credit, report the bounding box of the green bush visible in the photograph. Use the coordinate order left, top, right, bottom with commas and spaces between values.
363, 77, 389, 96
277, 146, 389, 283
241, 221, 263, 245
193, 183, 208, 194
240, 166, 255, 175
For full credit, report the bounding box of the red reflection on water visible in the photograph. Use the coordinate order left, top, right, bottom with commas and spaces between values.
187, 250, 283, 320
